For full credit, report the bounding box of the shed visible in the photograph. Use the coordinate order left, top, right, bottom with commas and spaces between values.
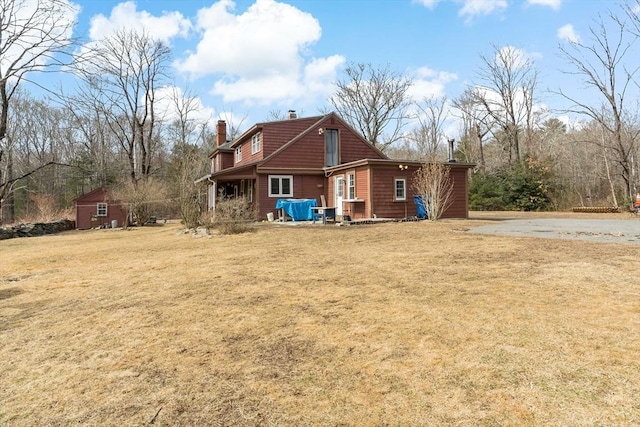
75, 187, 126, 229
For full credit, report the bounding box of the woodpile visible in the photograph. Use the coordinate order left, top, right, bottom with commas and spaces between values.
571, 207, 621, 213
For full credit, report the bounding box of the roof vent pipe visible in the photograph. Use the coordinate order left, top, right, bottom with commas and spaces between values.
447, 138, 456, 163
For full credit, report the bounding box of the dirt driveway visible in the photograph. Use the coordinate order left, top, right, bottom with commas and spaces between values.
468, 212, 640, 245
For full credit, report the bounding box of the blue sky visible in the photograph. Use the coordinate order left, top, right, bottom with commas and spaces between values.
33, 0, 639, 134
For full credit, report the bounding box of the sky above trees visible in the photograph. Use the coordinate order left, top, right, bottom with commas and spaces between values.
21, 0, 640, 132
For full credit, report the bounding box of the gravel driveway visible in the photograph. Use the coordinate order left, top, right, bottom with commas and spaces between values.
470, 218, 640, 245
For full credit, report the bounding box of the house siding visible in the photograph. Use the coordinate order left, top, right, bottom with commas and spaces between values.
441, 167, 469, 219
261, 117, 323, 158
367, 164, 470, 219
261, 116, 384, 170
255, 173, 325, 220
234, 131, 264, 166
370, 166, 416, 218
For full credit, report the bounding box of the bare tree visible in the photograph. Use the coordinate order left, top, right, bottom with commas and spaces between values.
452, 87, 496, 171
625, 0, 640, 38
59, 87, 120, 192
0, 0, 77, 223
474, 44, 538, 165
557, 11, 640, 203
111, 178, 167, 227
217, 109, 247, 142
329, 62, 413, 151
165, 86, 210, 227
76, 29, 171, 184
408, 96, 449, 159
412, 156, 454, 221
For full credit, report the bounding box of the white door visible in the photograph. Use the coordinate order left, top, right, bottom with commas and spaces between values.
335, 176, 344, 216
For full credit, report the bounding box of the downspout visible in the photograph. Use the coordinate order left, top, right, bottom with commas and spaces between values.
207, 176, 216, 211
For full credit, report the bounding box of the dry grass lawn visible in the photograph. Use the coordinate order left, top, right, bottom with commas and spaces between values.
1, 213, 639, 426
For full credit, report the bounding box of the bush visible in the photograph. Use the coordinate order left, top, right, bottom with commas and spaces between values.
209, 198, 256, 234
470, 157, 556, 211
111, 178, 168, 227
412, 160, 454, 221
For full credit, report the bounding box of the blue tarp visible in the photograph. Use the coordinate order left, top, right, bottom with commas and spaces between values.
413, 195, 429, 219
275, 198, 317, 221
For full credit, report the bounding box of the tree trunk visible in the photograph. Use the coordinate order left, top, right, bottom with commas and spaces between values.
603, 146, 618, 208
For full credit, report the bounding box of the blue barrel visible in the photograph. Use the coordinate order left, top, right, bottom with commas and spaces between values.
413, 195, 428, 219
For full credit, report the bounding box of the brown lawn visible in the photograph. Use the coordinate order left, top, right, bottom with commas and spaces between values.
1, 213, 639, 426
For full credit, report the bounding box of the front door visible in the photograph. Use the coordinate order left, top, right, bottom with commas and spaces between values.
335, 176, 344, 216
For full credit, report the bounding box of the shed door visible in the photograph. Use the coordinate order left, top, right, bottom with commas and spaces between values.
335, 176, 344, 216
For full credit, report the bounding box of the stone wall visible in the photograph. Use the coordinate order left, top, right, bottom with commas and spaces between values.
0, 219, 76, 240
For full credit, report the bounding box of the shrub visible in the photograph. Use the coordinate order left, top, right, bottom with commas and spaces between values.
470, 157, 556, 211
209, 197, 256, 234
111, 178, 168, 227
16, 194, 74, 224
412, 160, 454, 221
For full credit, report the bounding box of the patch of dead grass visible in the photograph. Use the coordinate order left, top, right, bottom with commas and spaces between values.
1, 216, 639, 425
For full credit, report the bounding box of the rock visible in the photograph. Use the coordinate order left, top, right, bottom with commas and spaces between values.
0, 219, 75, 240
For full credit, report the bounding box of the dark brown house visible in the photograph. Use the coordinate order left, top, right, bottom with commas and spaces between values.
75, 187, 126, 229
198, 111, 473, 221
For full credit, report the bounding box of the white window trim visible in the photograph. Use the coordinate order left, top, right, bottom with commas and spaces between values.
251, 132, 261, 154
235, 146, 242, 162
347, 172, 356, 200
97, 202, 108, 216
268, 175, 293, 197
394, 178, 407, 201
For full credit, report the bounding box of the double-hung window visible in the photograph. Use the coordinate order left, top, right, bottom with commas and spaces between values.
269, 175, 293, 197
394, 178, 406, 201
97, 203, 108, 216
235, 146, 242, 162
347, 173, 356, 199
251, 133, 261, 154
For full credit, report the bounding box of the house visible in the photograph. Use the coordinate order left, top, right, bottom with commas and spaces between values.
197, 111, 474, 221
75, 187, 127, 229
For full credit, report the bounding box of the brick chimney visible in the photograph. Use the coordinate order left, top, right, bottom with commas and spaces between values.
216, 120, 226, 147
287, 110, 297, 119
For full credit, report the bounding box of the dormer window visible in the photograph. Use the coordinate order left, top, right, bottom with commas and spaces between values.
251, 132, 261, 154
235, 146, 242, 162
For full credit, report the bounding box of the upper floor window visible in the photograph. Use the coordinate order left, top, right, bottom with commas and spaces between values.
269, 175, 293, 197
325, 129, 339, 167
97, 203, 108, 216
251, 132, 261, 154
394, 178, 406, 201
235, 146, 242, 162
347, 172, 356, 199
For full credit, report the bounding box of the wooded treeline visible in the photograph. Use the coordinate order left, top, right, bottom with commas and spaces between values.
0, 0, 639, 224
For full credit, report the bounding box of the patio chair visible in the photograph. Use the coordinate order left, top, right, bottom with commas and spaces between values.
314, 195, 337, 224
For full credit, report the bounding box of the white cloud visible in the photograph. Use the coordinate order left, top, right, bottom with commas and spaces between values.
526, 0, 562, 9
88, 1, 191, 44
176, 0, 343, 106
458, 0, 507, 20
413, 0, 441, 9
211, 54, 345, 106
408, 67, 458, 101
557, 24, 580, 43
